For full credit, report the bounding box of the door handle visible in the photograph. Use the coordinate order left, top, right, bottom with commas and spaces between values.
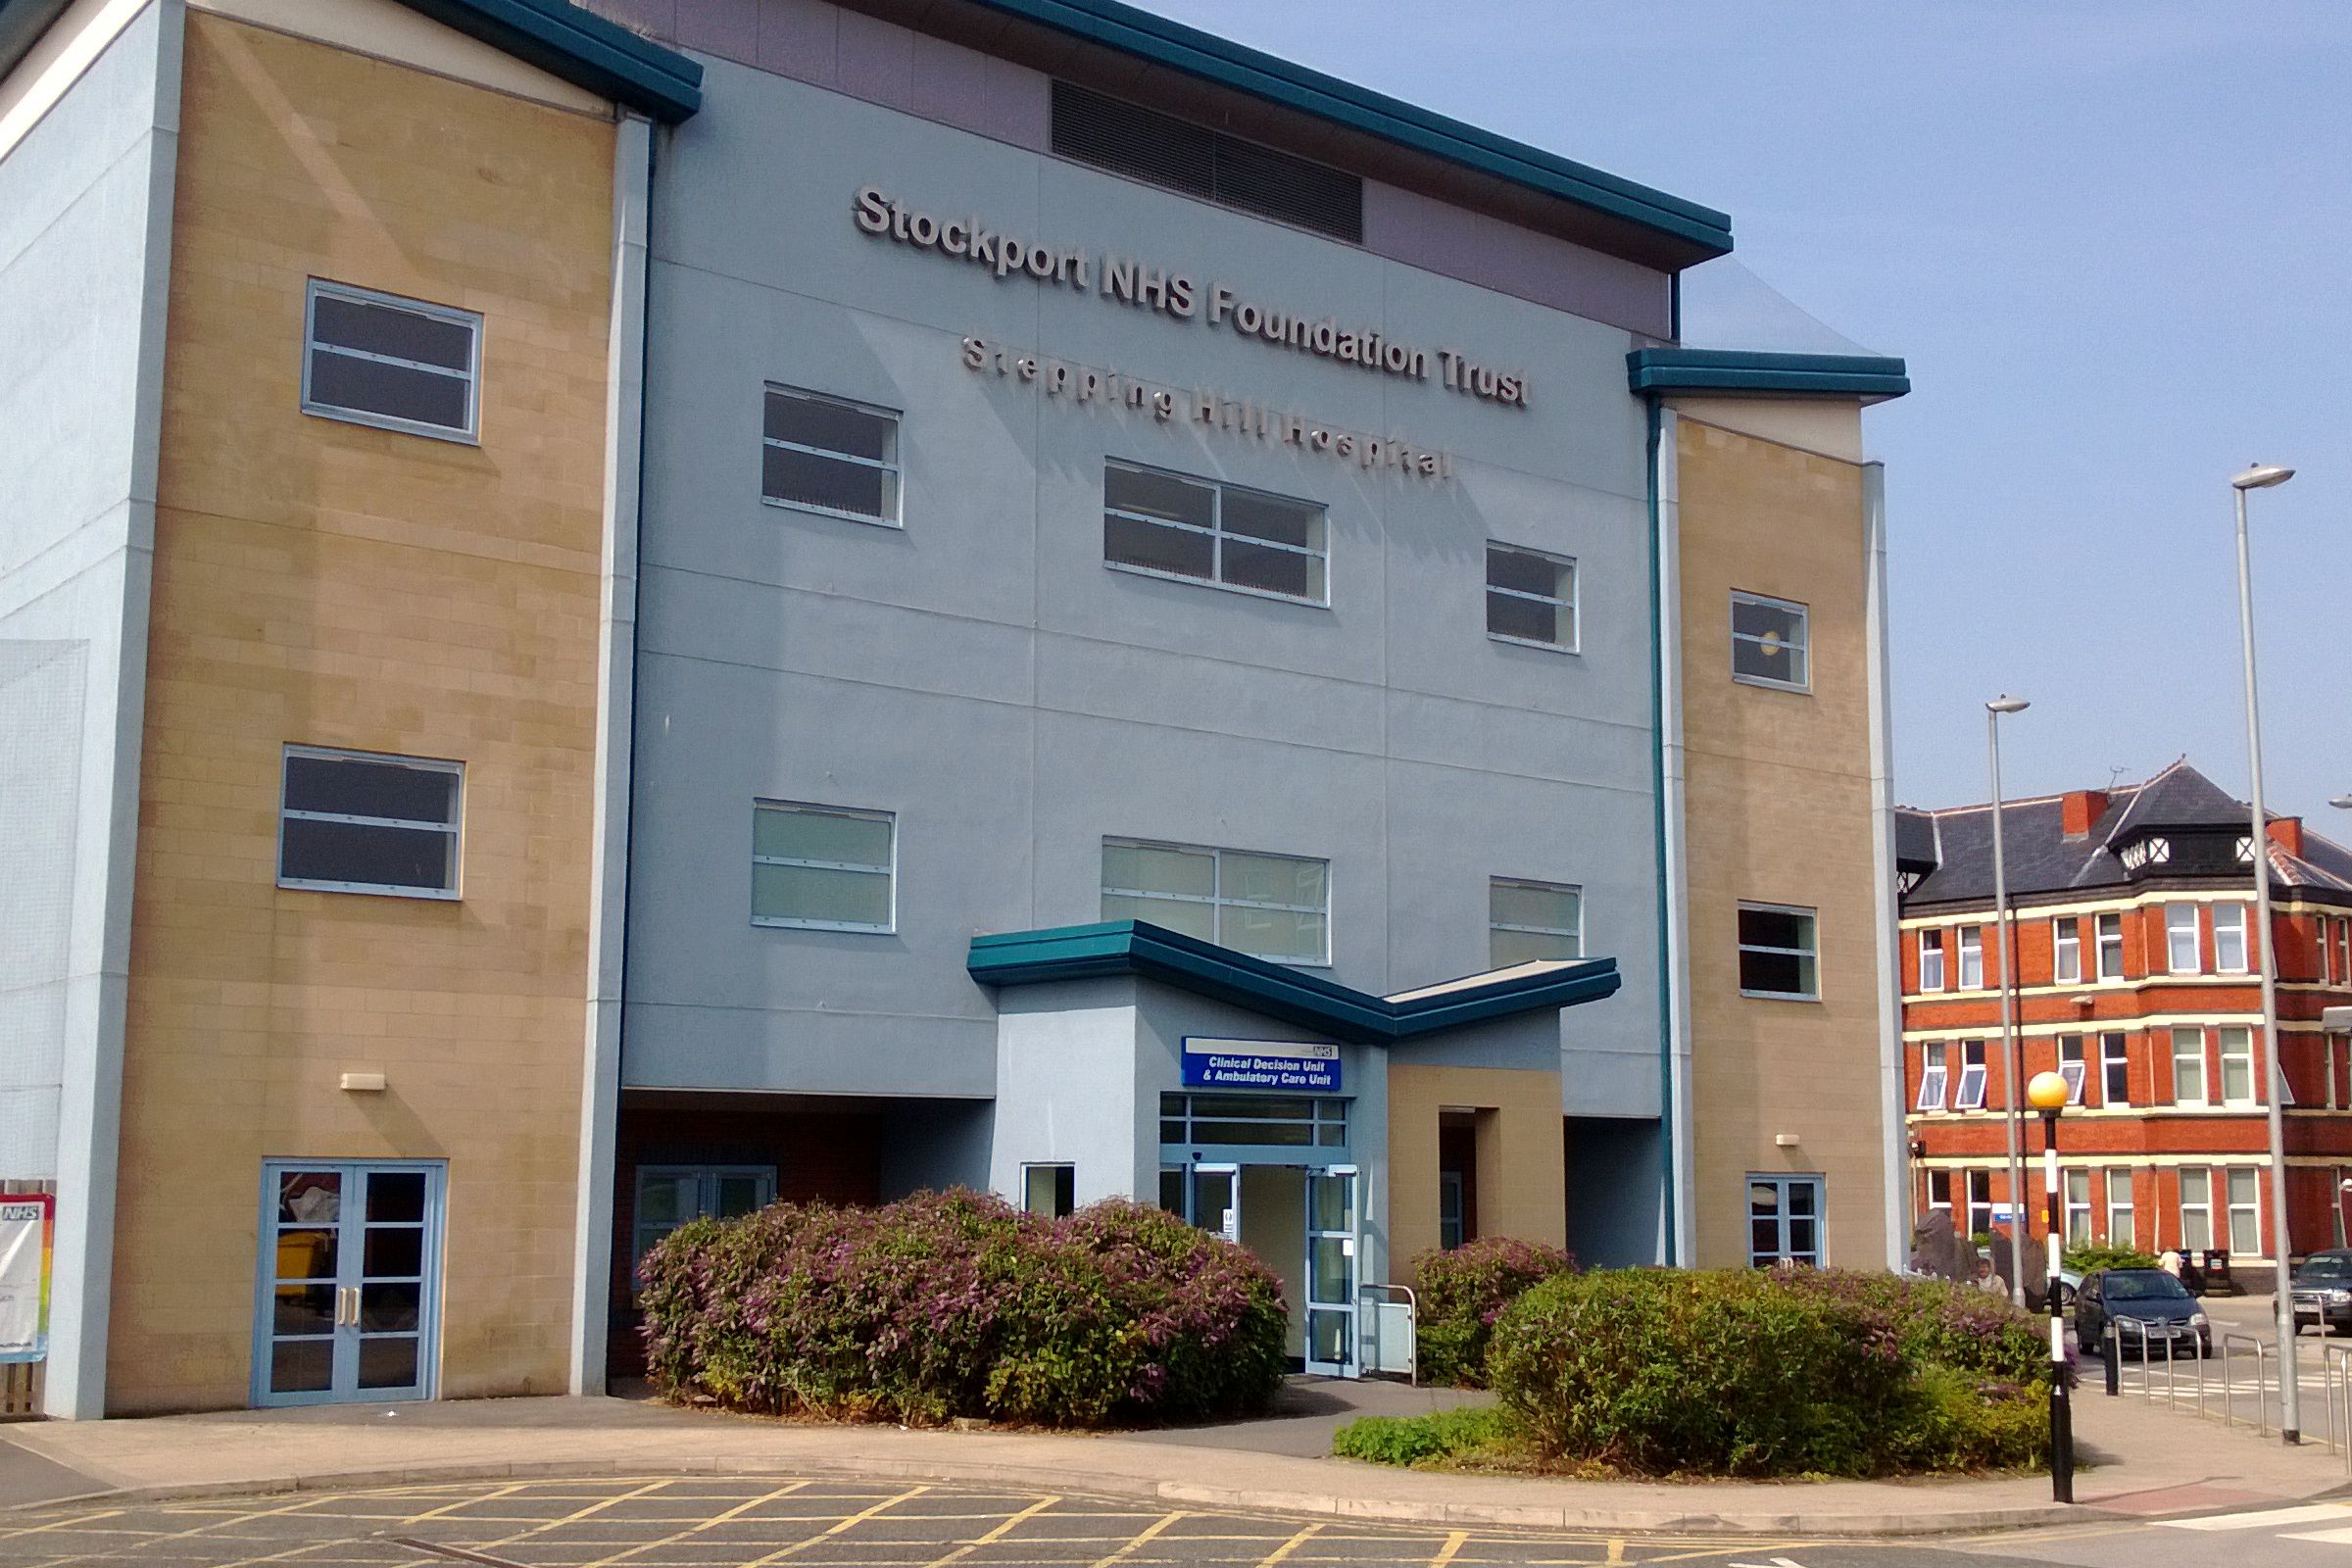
336, 1286, 359, 1328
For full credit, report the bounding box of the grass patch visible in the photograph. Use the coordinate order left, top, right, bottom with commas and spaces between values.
1332, 1405, 1517, 1468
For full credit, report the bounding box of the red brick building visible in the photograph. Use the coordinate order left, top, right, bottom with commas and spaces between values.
1895, 760, 2352, 1268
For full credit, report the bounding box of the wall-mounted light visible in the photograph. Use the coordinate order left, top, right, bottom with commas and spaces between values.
1773, 1133, 1800, 1149
339, 1072, 387, 1093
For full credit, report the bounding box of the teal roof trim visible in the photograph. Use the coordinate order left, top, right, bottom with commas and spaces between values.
966, 0, 1732, 264
399, 0, 701, 121
1627, 348, 1910, 400
968, 920, 1621, 1045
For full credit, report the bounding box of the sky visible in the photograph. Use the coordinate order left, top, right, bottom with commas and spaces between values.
1138, 0, 2352, 829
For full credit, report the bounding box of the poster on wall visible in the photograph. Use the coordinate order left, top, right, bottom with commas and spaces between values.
1181, 1038, 1341, 1093
0, 1193, 54, 1363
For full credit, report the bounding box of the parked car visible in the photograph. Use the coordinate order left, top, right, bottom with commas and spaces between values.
2075, 1268, 2210, 1358
2291, 1250, 2352, 1337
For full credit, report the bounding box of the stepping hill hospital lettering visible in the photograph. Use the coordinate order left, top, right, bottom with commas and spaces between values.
852, 185, 1533, 409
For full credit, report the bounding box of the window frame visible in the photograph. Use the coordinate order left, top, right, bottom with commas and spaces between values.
1102, 837, 1331, 966
760, 383, 905, 528
2064, 1168, 2093, 1247
2212, 904, 2248, 974
1917, 1042, 1950, 1112
1957, 925, 1984, 991
1953, 1041, 1988, 1111
2100, 1031, 2132, 1106
2053, 917, 2082, 984
1102, 460, 1329, 608
1728, 589, 1811, 693
2179, 1168, 2213, 1253
750, 800, 898, 934
1966, 1169, 1995, 1240
301, 278, 482, 444
276, 744, 465, 901
2225, 1167, 2261, 1255
2058, 1034, 2087, 1105
1484, 541, 1580, 655
1919, 929, 1946, 993
2217, 1023, 2257, 1107
1021, 1162, 1076, 1219
2096, 912, 2126, 979
1736, 901, 1820, 1002
632, 1163, 776, 1264
1745, 1172, 1826, 1268
2171, 1025, 2208, 1106
1489, 876, 1583, 967
2165, 903, 2201, 974
2105, 1167, 2136, 1247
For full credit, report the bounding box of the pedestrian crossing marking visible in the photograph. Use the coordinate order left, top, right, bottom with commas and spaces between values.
2158, 1502, 2352, 1531
2282, 1525, 2352, 1544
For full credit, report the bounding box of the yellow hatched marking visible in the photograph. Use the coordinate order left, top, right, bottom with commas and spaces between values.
471, 1477, 679, 1554
735, 1485, 933, 1567
1430, 1531, 1470, 1568
920, 1494, 1065, 1568
1088, 1509, 1188, 1568
570, 1479, 815, 1568
1250, 1522, 1323, 1568
1605, 1540, 1626, 1565
23, 1494, 346, 1567
396, 1482, 527, 1527
0, 1510, 124, 1543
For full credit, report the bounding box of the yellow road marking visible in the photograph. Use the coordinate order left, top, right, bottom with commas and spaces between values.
1430, 1529, 1471, 1568
0, 1510, 124, 1544
920, 1494, 1065, 1568
1251, 1522, 1324, 1568
1604, 1539, 1626, 1565
735, 1485, 933, 1567
472, 1477, 678, 1555
570, 1478, 815, 1568
1090, 1509, 1189, 1568
397, 1482, 526, 1528
22, 1494, 345, 1568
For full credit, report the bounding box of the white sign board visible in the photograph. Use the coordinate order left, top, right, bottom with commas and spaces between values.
0, 1194, 53, 1363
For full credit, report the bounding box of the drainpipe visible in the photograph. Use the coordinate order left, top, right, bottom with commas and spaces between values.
1647, 400, 1695, 1265
1862, 461, 1909, 1270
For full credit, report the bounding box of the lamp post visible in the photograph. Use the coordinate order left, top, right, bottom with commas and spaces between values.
2028, 1067, 2075, 1503
1987, 694, 2032, 1306
2230, 462, 2300, 1444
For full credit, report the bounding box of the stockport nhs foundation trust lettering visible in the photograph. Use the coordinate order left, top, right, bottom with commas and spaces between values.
852, 186, 1531, 409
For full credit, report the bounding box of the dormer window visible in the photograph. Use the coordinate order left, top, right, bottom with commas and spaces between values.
2119, 836, 2171, 872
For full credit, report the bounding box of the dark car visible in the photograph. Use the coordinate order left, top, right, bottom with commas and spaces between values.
2291, 1250, 2352, 1336
2075, 1268, 2210, 1358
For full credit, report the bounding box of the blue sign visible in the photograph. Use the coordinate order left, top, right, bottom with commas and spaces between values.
1181, 1037, 1342, 1093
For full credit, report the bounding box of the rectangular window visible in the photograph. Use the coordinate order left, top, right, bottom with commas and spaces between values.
2213, 905, 2248, 973
2226, 1167, 2260, 1255
2326, 918, 2338, 984
1927, 1169, 1953, 1215
2065, 1169, 2093, 1246
2096, 912, 2125, 979
2336, 918, 2349, 984
1729, 591, 1809, 690
2054, 917, 2082, 984
1439, 1169, 1467, 1250
2166, 904, 2201, 973
762, 385, 902, 524
302, 279, 480, 442
1022, 1164, 1076, 1219
1158, 1092, 1348, 1150
633, 1166, 774, 1262
2058, 1035, 2087, 1105
1957, 926, 1984, 990
751, 802, 895, 932
2218, 1024, 2256, 1106
2101, 1032, 2131, 1106
1917, 1043, 1949, 1111
2105, 1168, 2136, 1247
2171, 1025, 2207, 1105
1103, 840, 1329, 964
2180, 1169, 2213, 1252
1954, 1041, 1988, 1110
1485, 543, 1577, 651
277, 746, 462, 899
1966, 1169, 1995, 1240
1103, 463, 1327, 604
1489, 877, 1582, 966
1746, 1173, 1825, 1267
1919, 929, 1945, 992
1736, 903, 1818, 1000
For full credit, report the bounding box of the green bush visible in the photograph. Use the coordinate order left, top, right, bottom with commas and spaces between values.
1332, 1405, 1515, 1467
1886, 1364, 2049, 1473
1409, 1237, 1577, 1387
2064, 1242, 2159, 1274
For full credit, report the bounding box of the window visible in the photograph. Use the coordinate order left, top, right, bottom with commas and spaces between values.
302, 279, 480, 441
2065, 1169, 2093, 1246
1965, 1169, 1996, 1240
1919, 930, 1945, 992
1927, 1169, 1953, 1216
1485, 544, 1577, 651
1917, 1043, 1950, 1111
751, 802, 895, 932
2171, 1026, 2207, 1105
1022, 1164, 1075, 1218
2226, 1168, 2261, 1255
1729, 591, 1809, 690
2105, 1168, 2136, 1247
1158, 1093, 1348, 1149
2326, 918, 2338, 984
2213, 905, 2248, 973
2058, 1035, 2087, 1105
1746, 1174, 1824, 1267
2054, 917, 2082, 983
1490, 878, 1582, 966
762, 385, 902, 524
2218, 1024, 2256, 1106
1103, 840, 1329, 964
2337, 918, 2350, 985
1103, 463, 1326, 604
2166, 904, 2201, 974
1439, 1170, 1467, 1250
2100, 1032, 2132, 1106
633, 1166, 773, 1263
2096, 912, 2125, 979
277, 746, 462, 899
2179, 1169, 2213, 1252
1954, 1042, 1988, 1110
1957, 926, 1984, 990
1736, 903, 1818, 1000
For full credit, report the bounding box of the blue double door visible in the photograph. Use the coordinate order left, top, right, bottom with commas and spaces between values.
254, 1160, 445, 1406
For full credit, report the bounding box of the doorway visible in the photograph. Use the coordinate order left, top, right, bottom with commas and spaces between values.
252, 1160, 445, 1407
1164, 1160, 1359, 1375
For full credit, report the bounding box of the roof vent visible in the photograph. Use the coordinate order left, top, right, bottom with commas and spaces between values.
1051, 81, 1364, 244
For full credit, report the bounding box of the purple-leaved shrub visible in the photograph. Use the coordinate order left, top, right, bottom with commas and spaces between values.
1408, 1236, 1577, 1387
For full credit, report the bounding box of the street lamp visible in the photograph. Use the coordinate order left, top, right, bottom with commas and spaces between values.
2028, 1067, 2074, 1504
2330, 795, 2352, 810
1987, 694, 2032, 1307
2230, 461, 2300, 1444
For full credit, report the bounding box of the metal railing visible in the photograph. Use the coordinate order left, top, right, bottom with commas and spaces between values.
1356, 1283, 1417, 1384
2105, 1314, 2351, 1473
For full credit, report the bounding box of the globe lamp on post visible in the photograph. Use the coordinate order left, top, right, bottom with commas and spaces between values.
2027, 1067, 2074, 1503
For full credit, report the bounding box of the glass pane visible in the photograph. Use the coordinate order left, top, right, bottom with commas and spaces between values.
1102, 843, 1216, 898
1220, 538, 1320, 600
636, 1175, 684, 1226
714, 1174, 768, 1218
1748, 1182, 1782, 1215
2228, 1169, 2259, 1206
1492, 881, 1578, 933
271, 1339, 333, 1395
358, 1336, 420, 1391
313, 293, 473, 369
754, 807, 891, 868
1104, 466, 1214, 526
1788, 1181, 1817, 1217
1487, 545, 1566, 599
1104, 513, 1213, 579
2222, 1056, 2252, 1102
363, 1227, 423, 1280
1732, 596, 1805, 646
273, 1228, 337, 1284
1738, 906, 1813, 953
1193, 1172, 1235, 1235
1309, 1239, 1352, 1302
1786, 1216, 1817, 1259
1750, 1219, 1780, 1260
764, 390, 896, 462
1223, 906, 1325, 963
273, 1284, 336, 1337
361, 1281, 420, 1334
1023, 1165, 1065, 1216
1193, 1119, 1312, 1147
753, 862, 891, 926
1733, 631, 1803, 684
1101, 892, 1215, 941
280, 817, 454, 891
1223, 853, 1325, 908
1221, 491, 1320, 548
762, 445, 894, 518
1307, 1308, 1348, 1363
309, 350, 469, 430
1492, 927, 1579, 966
284, 755, 457, 825
1157, 1168, 1186, 1213
367, 1172, 426, 1223
276, 1171, 342, 1225
1308, 1173, 1353, 1232
1487, 590, 1564, 644
1740, 949, 1807, 996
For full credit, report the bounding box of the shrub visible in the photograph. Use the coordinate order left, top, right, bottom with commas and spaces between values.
1410, 1237, 1577, 1386
1779, 1268, 2054, 1387
1886, 1363, 2049, 1473
638, 1190, 1288, 1428
2064, 1242, 2159, 1274
1332, 1405, 1515, 1467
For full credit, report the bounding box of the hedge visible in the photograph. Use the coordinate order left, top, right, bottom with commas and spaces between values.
638, 1190, 1289, 1428
1409, 1237, 1578, 1387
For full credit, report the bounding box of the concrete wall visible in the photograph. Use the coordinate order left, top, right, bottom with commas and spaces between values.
0, 0, 181, 1419
102, 11, 617, 1412
1387, 1061, 1567, 1266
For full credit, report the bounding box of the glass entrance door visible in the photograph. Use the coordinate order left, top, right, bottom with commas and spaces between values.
254, 1161, 444, 1406
1190, 1163, 1241, 1243
1303, 1164, 1358, 1376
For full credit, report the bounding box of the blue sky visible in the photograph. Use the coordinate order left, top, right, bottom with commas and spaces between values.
1142, 0, 2352, 829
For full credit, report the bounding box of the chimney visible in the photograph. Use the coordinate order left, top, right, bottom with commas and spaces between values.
2061, 789, 2109, 837
2270, 817, 2304, 858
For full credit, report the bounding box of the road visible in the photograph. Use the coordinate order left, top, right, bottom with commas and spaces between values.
2088, 1291, 2352, 1443
2, 1476, 2349, 1568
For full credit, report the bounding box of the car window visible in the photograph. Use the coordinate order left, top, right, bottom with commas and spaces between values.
2100, 1272, 2190, 1301
2297, 1256, 2352, 1284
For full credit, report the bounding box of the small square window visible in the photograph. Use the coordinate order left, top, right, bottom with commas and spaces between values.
1490, 877, 1581, 966
1737, 902, 1818, 1000
1023, 1164, 1076, 1219
762, 385, 903, 525
303, 280, 480, 442
752, 801, 895, 932
277, 746, 462, 898
1485, 544, 1577, 652
1730, 591, 1809, 690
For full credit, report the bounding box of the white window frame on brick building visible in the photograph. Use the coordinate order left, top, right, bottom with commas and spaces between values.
2105, 1168, 2135, 1247
2166, 904, 2201, 974
2058, 1035, 2087, 1105
2171, 1025, 2208, 1106
1917, 1042, 1949, 1111
2097, 912, 2125, 979
1954, 1041, 1988, 1110
2212, 904, 2248, 973
1958, 925, 1984, 990
1919, 929, 1945, 992
2100, 1031, 2132, 1106
2053, 916, 2081, 983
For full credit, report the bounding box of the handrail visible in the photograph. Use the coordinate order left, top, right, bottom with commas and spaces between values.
1357, 1283, 1417, 1387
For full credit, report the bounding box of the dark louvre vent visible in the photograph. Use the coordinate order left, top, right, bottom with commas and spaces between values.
1051, 81, 1364, 243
